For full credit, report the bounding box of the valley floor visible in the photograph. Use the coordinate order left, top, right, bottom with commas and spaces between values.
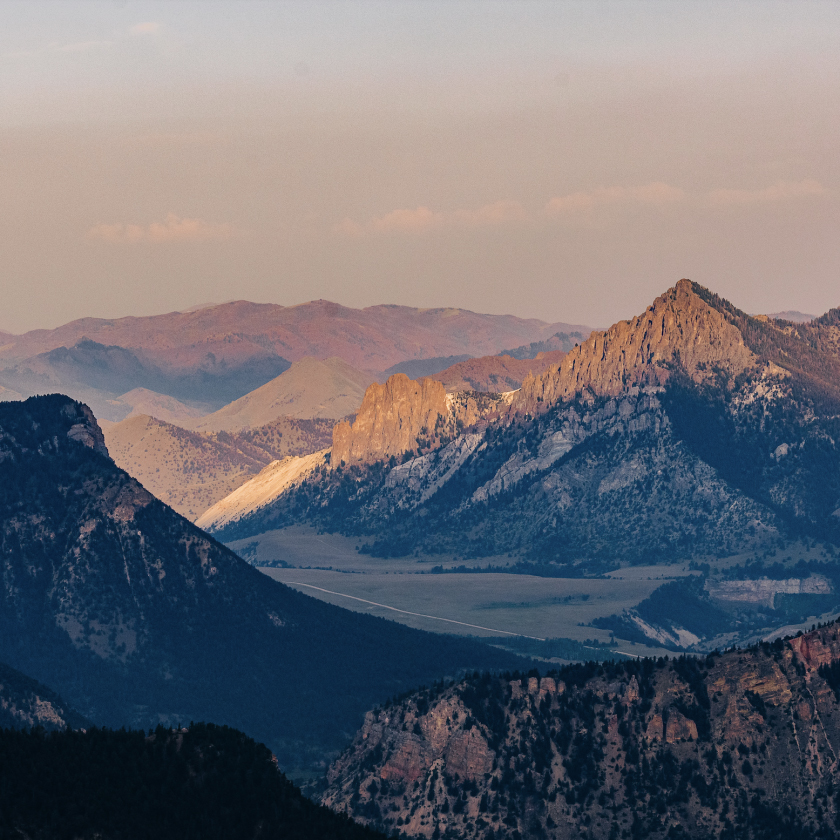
233, 527, 679, 658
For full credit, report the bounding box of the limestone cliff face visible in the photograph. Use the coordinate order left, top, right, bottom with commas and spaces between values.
332, 375, 449, 467
323, 622, 840, 840
331, 374, 508, 467
514, 279, 757, 413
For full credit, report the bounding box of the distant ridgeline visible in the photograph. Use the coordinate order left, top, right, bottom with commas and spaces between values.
215, 280, 840, 572
498, 330, 588, 359
323, 620, 840, 840
0, 723, 386, 840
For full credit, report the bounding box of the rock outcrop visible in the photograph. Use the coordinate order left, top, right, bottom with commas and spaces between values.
332, 375, 448, 467
323, 622, 840, 839
514, 279, 757, 413
331, 375, 509, 467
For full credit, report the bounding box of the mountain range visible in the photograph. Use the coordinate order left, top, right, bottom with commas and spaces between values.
0, 394, 533, 774
104, 353, 575, 523
203, 280, 840, 650
0, 300, 591, 421
2, 280, 840, 837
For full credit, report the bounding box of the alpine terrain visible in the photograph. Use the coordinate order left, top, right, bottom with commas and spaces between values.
205, 280, 840, 650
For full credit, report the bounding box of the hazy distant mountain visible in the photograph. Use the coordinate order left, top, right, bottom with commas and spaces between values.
498, 329, 589, 359
0, 337, 291, 416
382, 354, 473, 379
0, 395, 531, 771
767, 310, 816, 323
189, 357, 374, 432
106, 387, 210, 425
216, 281, 840, 627
0, 299, 591, 379
432, 350, 566, 392
104, 413, 334, 520
324, 623, 840, 840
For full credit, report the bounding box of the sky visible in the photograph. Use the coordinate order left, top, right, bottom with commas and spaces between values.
1, 1, 839, 334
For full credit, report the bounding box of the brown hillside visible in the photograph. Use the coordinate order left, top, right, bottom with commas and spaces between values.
104, 413, 333, 520
188, 357, 373, 432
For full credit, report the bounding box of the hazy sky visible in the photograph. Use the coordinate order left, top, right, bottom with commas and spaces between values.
1, 1, 839, 333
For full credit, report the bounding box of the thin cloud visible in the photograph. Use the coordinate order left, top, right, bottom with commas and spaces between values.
454, 200, 528, 227
87, 213, 237, 244
335, 200, 527, 237
130, 22, 162, 36
546, 182, 685, 215
707, 179, 827, 206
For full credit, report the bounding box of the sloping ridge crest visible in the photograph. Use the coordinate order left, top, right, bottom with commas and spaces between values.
514, 279, 757, 411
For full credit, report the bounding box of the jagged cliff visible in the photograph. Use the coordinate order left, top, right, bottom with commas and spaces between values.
323, 622, 840, 839
513, 279, 757, 413
332, 374, 509, 467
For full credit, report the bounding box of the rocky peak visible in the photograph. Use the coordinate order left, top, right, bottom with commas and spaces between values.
514, 279, 757, 413
0, 395, 109, 461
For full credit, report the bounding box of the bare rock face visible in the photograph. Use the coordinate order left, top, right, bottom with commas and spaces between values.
63, 402, 109, 458
323, 623, 840, 840
331, 375, 509, 467
514, 279, 757, 413
332, 375, 449, 466
665, 709, 698, 742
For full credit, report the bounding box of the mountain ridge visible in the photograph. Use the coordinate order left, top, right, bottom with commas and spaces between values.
187, 356, 374, 431
0, 394, 535, 772
211, 280, 840, 608
321, 620, 840, 840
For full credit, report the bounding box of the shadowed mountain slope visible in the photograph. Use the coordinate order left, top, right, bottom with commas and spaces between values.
0, 659, 89, 731
0, 723, 387, 840
0, 395, 533, 773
